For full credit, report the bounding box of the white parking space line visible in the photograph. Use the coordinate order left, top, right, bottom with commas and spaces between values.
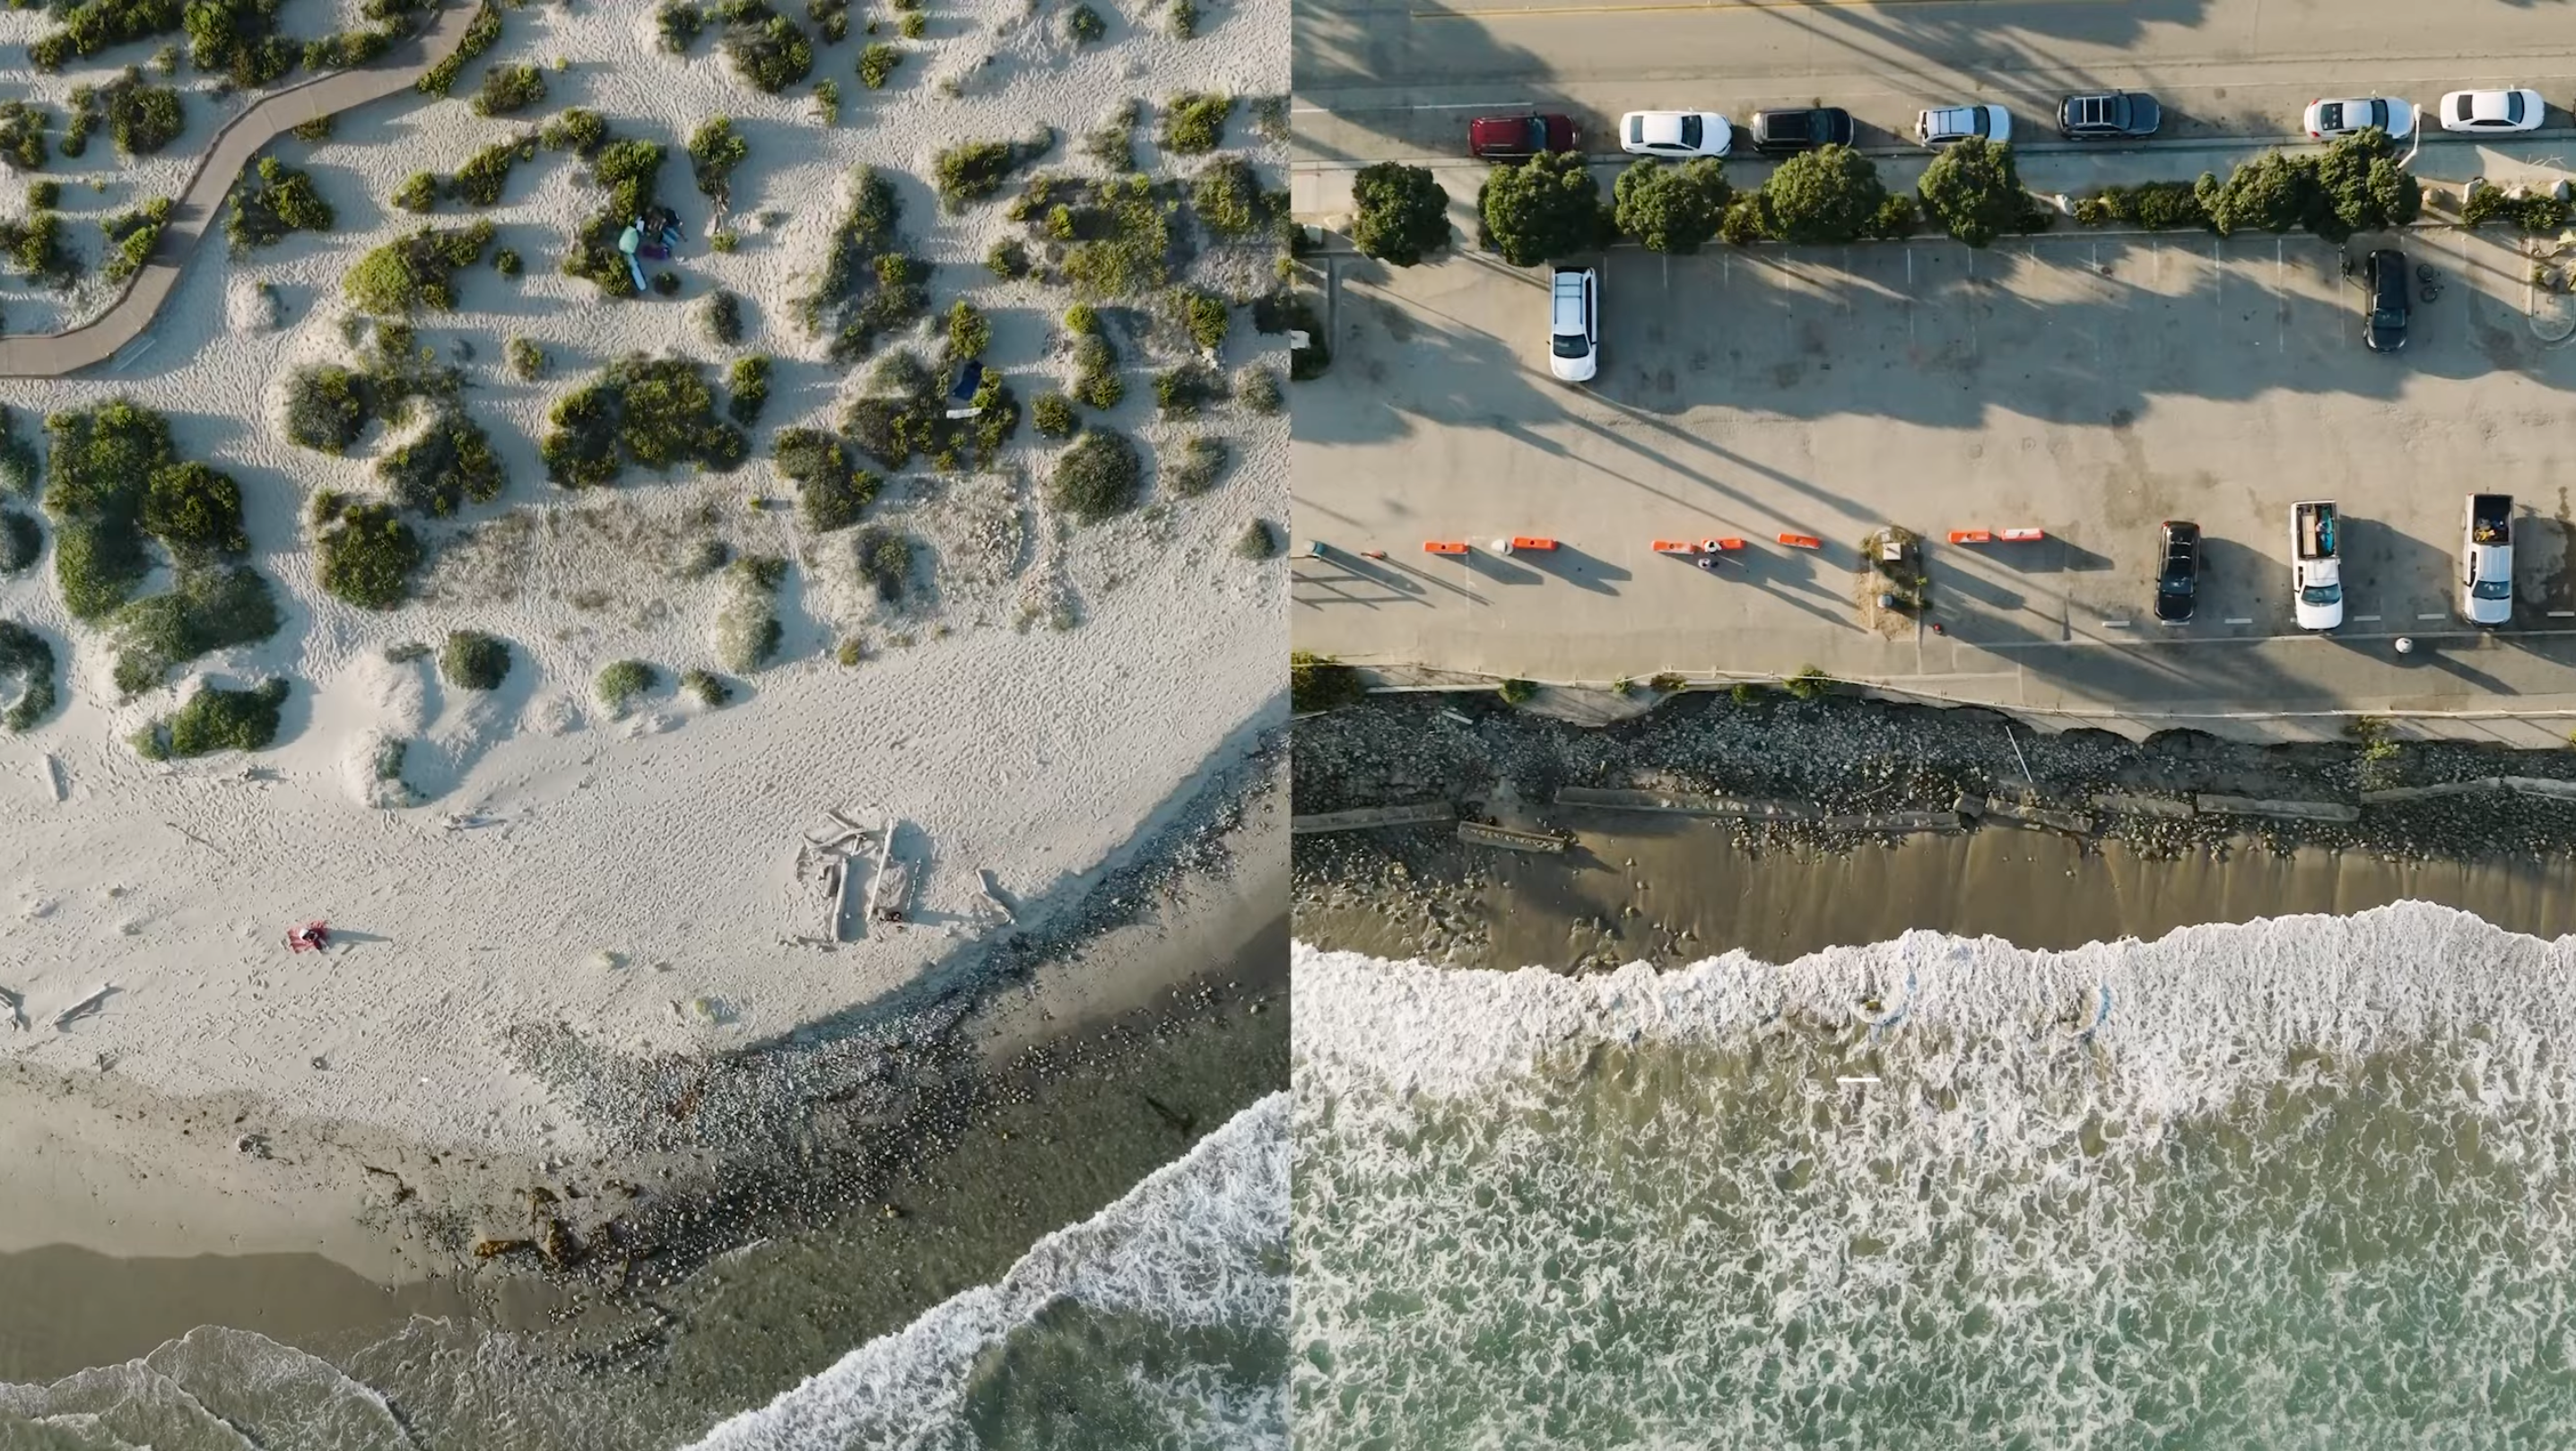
2551, 610, 2576, 619
2417, 612, 2448, 620
2353, 613, 2382, 622
2224, 617, 2255, 625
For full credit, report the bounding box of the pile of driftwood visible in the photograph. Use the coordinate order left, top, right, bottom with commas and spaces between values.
797, 809, 908, 943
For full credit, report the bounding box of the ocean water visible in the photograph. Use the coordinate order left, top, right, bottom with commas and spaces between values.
0, 1096, 1290, 1451
1293, 901, 2576, 1448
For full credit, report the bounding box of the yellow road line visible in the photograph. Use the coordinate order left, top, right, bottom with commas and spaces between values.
1414, 0, 2124, 20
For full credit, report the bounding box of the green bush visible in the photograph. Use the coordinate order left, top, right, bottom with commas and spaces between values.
450, 136, 535, 206
1916, 136, 2030, 248
108, 563, 278, 693
473, 63, 546, 117
0, 406, 35, 496
1756, 144, 1884, 245
1083, 99, 1138, 169
99, 196, 171, 285
1164, 434, 1226, 496
103, 73, 184, 156
727, 354, 771, 426
1047, 428, 1141, 523
1161, 92, 1230, 154
596, 659, 657, 711
417, 0, 502, 97
0, 211, 77, 288
857, 41, 901, 88
563, 136, 665, 297
775, 427, 877, 531
987, 238, 1030, 279
797, 167, 929, 361
283, 364, 373, 454
1191, 155, 1266, 239
936, 135, 1050, 211
682, 668, 733, 706
658, 0, 705, 51
2464, 182, 2570, 232
290, 114, 335, 142
1057, 175, 1174, 297
140, 461, 247, 558
2311, 127, 2420, 241
1288, 649, 1364, 713
441, 630, 510, 689
2076, 179, 2208, 231
1234, 519, 1277, 560
1153, 361, 1226, 417
1866, 193, 1920, 239
703, 288, 746, 345
26, 180, 59, 210
2197, 152, 2321, 237
945, 299, 991, 360
508, 335, 544, 379
1031, 392, 1077, 438
1176, 289, 1229, 350
1072, 331, 1125, 409
1238, 366, 1283, 415
851, 523, 910, 600
318, 502, 423, 610
720, 2, 814, 93
43, 400, 215, 621
840, 348, 1016, 471
344, 222, 495, 313
378, 408, 504, 516
715, 560, 783, 669
540, 107, 608, 156
228, 158, 335, 248
183, 0, 300, 85
1353, 161, 1452, 264
688, 115, 750, 201
1478, 151, 1603, 266
0, 619, 56, 732
137, 679, 290, 760
0, 101, 49, 171
1067, 3, 1104, 41
0, 508, 39, 576
541, 355, 749, 487
391, 170, 439, 213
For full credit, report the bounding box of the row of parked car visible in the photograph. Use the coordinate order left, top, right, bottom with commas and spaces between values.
1468, 87, 2554, 161
2154, 494, 2516, 630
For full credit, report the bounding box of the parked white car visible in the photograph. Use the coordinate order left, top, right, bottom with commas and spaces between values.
2439, 89, 2546, 134
2461, 493, 2513, 626
1916, 104, 2009, 148
1619, 111, 1730, 158
1548, 265, 1597, 383
2303, 96, 2415, 139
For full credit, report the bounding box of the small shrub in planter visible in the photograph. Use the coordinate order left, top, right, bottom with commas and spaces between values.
440, 630, 510, 689
1031, 392, 1077, 438
595, 659, 657, 712
473, 63, 547, 117
1047, 428, 1142, 523
318, 503, 424, 609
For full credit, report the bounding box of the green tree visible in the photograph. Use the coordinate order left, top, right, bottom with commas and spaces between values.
1478, 152, 1603, 267
1349, 161, 1451, 265
2311, 128, 2420, 242
1761, 144, 1886, 245
1612, 157, 1729, 255
1916, 136, 2028, 248
2196, 152, 2319, 237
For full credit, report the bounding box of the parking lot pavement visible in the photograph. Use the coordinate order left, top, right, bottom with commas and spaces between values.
1290, 225, 2576, 723
1294, 0, 2576, 168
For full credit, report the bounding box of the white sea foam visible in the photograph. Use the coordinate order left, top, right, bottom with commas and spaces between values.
687, 1093, 1290, 1451
1292, 903, 2576, 1447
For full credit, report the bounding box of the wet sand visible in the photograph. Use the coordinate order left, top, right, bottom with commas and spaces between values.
1297, 811, 2576, 969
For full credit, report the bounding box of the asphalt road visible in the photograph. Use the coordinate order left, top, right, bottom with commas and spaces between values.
1294, 0, 2576, 163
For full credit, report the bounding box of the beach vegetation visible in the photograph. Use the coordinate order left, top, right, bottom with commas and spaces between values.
1160, 92, 1230, 154
540, 107, 609, 156
851, 524, 909, 601
1168, 0, 1197, 38
1071, 326, 1123, 409
1780, 665, 1829, 699
494, 246, 522, 274
595, 659, 657, 712
291, 115, 335, 142
714, 555, 785, 670
687, 116, 750, 202
0, 407, 34, 496
1192, 155, 1269, 240
1238, 366, 1282, 415
185, 0, 299, 86
284, 365, 370, 453
379, 408, 505, 516
902, 12, 927, 39
1234, 519, 1277, 560
1045, 427, 1141, 522
682, 668, 733, 706
227, 158, 335, 248
1031, 392, 1076, 438
417, 0, 502, 97
1352, 161, 1452, 264
26, 180, 60, 210
1153, 361, 1226, 418
935, 133, 1053, 211
508, 335, 545, 379
440, 630, 511, 691
0, 508, 38, 575
0, 211, 76, 288
1165, 434, 1227, 497
39, 401, 251, 621
1253, 289, 1329, 378
0, 620, 56, 732
727, 354, 770, 426
807, 0, 850, 41
344, 222, 496, 313
99, 195, 171, 285
857, 41, 901, 89
1066, 2, 1105, 41
133, 679, 289, 760
1048, 174, 1176, 297
987, 237, 1031, 279
944, 299, 991, 360
564, 135, 666, 297
103, 72, 184, 157
718, 0, 814, 93
473, 62, 547, 117
0, 101, 48, 171
392, 170, 439, 212
1499, 678, 1538, 705
108, 564, 279, 695
1478, 151, 1603, 266
775, 427, 877, 531
1289, 649, 1364, 713
451, 135, 538, 207
318, 502, 423, 609
796, 167, 930, 361
657, 0, 705, 51
840, 349, 1018, 472
541, 355, 748, 487
702, 287, 745, 345
1082, 99, 1137, 170
1176, 288, 1229, 349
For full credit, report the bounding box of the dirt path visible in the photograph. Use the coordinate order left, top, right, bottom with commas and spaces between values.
0, 0, 484, 379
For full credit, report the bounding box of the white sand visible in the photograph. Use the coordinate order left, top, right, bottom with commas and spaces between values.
0, 0, 1287, 1169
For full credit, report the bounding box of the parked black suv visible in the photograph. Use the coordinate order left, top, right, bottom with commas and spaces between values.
2058, 91, 2163, 139
2154, 520, 2200, 622
1748, 107, 1855, 154
2365, 248, 2409, 352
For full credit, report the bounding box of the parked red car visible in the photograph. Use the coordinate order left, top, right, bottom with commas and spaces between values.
1468, 114, 1577, 161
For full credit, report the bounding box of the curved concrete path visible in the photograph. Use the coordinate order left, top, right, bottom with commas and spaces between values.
0, 0, 483, 378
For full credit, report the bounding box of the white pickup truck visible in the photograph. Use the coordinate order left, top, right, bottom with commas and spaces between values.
2461, 493, 2512, 627
2291, 500, 2343, 631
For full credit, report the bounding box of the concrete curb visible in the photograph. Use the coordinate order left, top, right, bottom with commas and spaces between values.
0, 0, 484, 379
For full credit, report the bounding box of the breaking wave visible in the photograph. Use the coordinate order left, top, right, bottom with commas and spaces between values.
1293, 901, 2576, 1447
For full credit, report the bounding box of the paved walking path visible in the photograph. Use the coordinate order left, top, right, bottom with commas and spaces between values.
0, 0, 484, 379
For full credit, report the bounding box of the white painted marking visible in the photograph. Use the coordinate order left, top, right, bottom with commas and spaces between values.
2102, 620, 2132, 629
2417, 612, 2446, 620
2552, 610, 2576, 619
2224, 617, 2255, 625
2353, 614, 2381, 622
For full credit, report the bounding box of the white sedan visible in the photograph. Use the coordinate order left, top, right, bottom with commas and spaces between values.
1620, 111, 1731, 158
2303, 96, 2415, 140
2439, 88, 2546, 134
